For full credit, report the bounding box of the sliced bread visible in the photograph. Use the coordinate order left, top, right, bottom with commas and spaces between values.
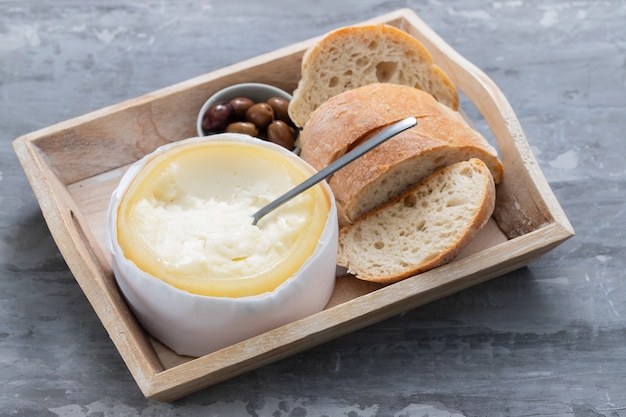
288, 23, 459, 127
299, 83, 503, 226
337, 159, 496, 283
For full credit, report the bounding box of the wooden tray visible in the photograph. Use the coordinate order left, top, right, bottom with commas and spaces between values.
12, 8, 574, 401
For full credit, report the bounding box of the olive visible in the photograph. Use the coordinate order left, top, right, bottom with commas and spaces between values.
229, 97, 255, 119
245, 102, 274, 130
202, 101, 234, 133
266, 97, 290, 123
225, 121, 259, 136
267, 120, 295, 150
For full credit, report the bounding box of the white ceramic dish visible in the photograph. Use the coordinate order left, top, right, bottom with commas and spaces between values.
105, 134, 338, 357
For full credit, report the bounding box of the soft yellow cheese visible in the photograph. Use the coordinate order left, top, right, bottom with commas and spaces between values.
116, 140, 330, 298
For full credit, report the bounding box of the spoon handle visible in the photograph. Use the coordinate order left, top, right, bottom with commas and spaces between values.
252, 116, 418, 225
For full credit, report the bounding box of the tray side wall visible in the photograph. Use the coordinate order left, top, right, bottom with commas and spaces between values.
26, 49, 305, 186
12, 138, 167, 394
398, 11, 574, 239
146, 221, 569, 401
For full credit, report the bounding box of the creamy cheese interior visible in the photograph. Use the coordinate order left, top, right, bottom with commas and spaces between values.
116, 140, 330, 298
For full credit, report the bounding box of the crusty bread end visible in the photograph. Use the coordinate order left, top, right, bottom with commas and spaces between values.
288, 24, 459, 127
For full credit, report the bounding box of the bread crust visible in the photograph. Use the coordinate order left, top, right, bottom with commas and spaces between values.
299, 83, 440, 170
299, 83, 503, 226
288, 24, 459, 127
337, 159, 496, 283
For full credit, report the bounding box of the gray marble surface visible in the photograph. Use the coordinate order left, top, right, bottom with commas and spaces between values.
1, 1, 625, 416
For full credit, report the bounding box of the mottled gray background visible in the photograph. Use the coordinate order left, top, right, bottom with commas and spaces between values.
1, 1, 625, 416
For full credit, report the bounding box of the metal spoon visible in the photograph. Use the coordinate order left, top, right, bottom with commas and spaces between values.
252, 116, 418, 226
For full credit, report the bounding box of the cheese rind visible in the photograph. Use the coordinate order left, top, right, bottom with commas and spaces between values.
116, 140, 330, 297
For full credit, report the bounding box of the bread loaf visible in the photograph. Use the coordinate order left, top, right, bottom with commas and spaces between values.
337, 159, 496, 283
288, 24, 459, 127
299, 83, 503, 226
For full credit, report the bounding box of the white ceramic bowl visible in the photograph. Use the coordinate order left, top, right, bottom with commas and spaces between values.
196, 83, 293, 137
106, 134, 337, 357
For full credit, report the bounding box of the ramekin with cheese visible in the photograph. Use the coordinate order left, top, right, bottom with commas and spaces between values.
106, 134, 338, 357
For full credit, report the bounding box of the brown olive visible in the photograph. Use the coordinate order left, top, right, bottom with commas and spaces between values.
266, 97, 290, 123
202, 101, 234, 133
245, 102, 274, 130
267, 120, 295, 150
229, 97, 255, 119
225, 121, 259, 136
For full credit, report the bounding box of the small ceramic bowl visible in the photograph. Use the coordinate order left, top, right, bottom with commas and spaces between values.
106, 134, 337, 357
196, 83, 293, 137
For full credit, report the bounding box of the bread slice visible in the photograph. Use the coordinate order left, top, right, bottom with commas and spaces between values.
299, 83, 503, 226
288, 24, 459, 127
337, 159, 496, 283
